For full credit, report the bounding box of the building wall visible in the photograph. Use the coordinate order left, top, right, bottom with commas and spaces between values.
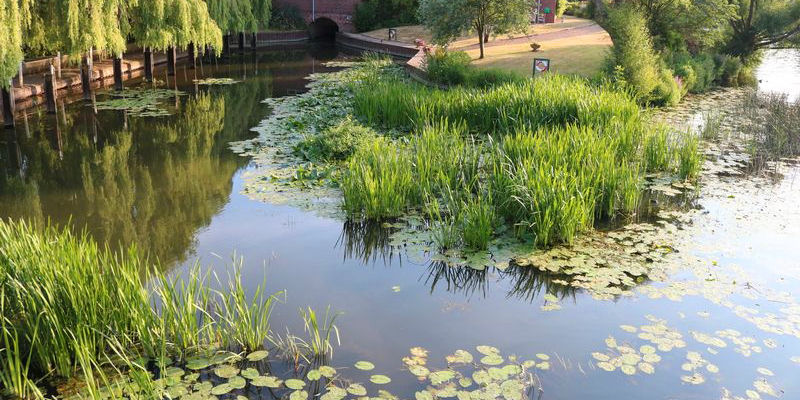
538, 0, 558, 23
273, 0, 361, 32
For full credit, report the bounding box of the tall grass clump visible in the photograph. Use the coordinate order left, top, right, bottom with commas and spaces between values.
742, 92, 800, 164
0, 220, 287, 397
354, 73, 641, 134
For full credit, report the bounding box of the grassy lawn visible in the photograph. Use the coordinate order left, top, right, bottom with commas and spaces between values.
467, 31, 611, 78
362, 16, 595, 48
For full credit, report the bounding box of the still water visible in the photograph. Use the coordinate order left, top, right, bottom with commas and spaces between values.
1, 47, 800, 400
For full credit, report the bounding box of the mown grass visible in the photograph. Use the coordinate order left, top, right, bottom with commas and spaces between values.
0, 220, 288, 399
340, 58, 701, 250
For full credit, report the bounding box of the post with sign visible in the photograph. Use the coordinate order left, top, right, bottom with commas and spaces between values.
533, 58, 551, 77
388, 28, 397, 41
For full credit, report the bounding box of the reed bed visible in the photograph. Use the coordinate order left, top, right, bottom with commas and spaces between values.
0, 220, 283, 399
341, 59, 701, 249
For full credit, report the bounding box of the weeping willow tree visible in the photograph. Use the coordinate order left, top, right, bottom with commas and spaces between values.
206, 0, 271, 34
0, 0, 32, 87
129, 0, 222, 54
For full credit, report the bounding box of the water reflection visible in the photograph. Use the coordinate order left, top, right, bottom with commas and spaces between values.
0, 46, 341, 265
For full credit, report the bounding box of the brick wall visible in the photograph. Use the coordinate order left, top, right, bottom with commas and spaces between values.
273, 0, 361, 32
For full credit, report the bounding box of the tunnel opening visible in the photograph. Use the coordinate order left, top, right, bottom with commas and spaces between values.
309, 17, 339, 40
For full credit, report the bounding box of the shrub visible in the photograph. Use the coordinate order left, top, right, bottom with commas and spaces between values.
720, 55, 743, 86
651, 68, 682, 106
354, 0, 419, 32
295, 116, 376, 162
605, 5, 662, 102
425, 48, 473, 85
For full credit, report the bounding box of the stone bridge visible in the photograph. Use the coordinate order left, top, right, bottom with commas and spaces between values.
273, 0, 361, 37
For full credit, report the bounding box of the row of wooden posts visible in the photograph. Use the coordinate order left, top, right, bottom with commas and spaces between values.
2, 32, 259, 128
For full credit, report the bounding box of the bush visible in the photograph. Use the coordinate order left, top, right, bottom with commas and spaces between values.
354, 0, 419, 32
295, 116, 376, 162
424, 49, 524, 88
605, 5, 661, 101
270, 4, 306, 30
425, 48, 473, 85
651, 68, 681, 106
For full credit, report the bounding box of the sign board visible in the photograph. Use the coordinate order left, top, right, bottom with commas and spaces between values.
533, 58, 551, 76
388, 28, 397, 41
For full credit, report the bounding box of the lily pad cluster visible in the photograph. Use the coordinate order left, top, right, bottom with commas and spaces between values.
194, 78, 240, 85
95, 88, 182, 117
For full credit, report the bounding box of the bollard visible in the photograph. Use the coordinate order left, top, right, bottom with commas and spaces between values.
2, 81, 15, 128
144, 47, 154, 82
45, 64, 57, 113
113, 55, 124, 91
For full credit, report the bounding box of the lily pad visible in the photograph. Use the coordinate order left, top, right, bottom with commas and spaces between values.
371, 375, 392, 384
347, 383, 367, 396
285, 379, 306, 390
355, 361, 376, 371
214, 365, 240, 379
290, 390, 309, 400
307, 369, 322, 380
211, 383, 233, 395
319, 366, 337, 378
251, 375, 281, 388
185, 357, 210, 370
246, 350, 269, 362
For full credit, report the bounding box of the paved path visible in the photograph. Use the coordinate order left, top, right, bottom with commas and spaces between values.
456, 22, 604, 51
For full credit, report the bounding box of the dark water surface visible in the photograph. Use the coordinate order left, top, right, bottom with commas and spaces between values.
2, 47, 800, 400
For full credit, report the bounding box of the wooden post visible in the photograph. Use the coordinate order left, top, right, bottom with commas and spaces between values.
113, 54, 124, 91
2, 81, 15, 128
167, 46, 176, 76
80, 54, 92, 100
17, 62, 24, 88
223, 34, 230, 55
44, 64, 57, 113
144, 47, 154, 82
251, 32, 257, 49
56, 52, 62, 78
188, 44, 196, 70
238, 32, 245, 51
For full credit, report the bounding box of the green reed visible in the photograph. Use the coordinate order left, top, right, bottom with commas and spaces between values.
300, 306, 341, 360
0, 220, 287, 398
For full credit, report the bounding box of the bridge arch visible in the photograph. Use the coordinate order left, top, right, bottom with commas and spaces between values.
309, 17, 339, 40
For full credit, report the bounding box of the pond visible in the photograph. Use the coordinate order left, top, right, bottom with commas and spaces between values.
1, 47, 799, 400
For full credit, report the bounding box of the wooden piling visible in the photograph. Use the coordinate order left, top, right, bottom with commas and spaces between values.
167, 46, 176, 76
44, 64, 57, 114
144, 47, 154, 82
113, 55, 124, 91
238, 32, 245, 51
251, 32, 257, 49
2, 81, 15, 128
188, 44, 196, 70
80, 54, 92, 100
18, 62, 24, 88
56, 52, 62, 79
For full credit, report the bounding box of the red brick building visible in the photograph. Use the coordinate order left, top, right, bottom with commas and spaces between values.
536, 0, 558, 23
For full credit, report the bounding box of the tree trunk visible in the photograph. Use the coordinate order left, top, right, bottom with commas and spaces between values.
167, 46, 176, 76
478, 28, 486, 59
113, 55, 124, 91
45, 64, 58, 113
80, 54, 92, 100
144, 47, 154, 82
188, 44, 196, 69
2, 82, 15, 128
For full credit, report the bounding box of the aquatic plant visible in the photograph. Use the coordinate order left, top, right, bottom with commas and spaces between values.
742, 91, 800, 165
0, 220, 289, 397
300, 306, 341, 360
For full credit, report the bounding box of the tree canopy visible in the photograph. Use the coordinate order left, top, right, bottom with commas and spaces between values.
206, 0, 271, 33
417, 0, 534, 59
724, 0, 800, 58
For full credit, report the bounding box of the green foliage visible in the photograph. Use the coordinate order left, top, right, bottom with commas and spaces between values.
354, 72, 640, 133
344, 64, 698, 248
425, 49, 473, 85
0, 0, 28, 87
677, 133, 701, 180
651, 68, 681, 106
0, 220, 286, 395
354, 0, 419, 32
623, 0, 734, 52
424, 48, 523, 87
417, 0, 534, 58
725, 0, 800, 59
270, 3, 306, 30
666, 51, 719, 93
296, 116, 377, 162
206, 0, 271, 33
605, 5, 661, 101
